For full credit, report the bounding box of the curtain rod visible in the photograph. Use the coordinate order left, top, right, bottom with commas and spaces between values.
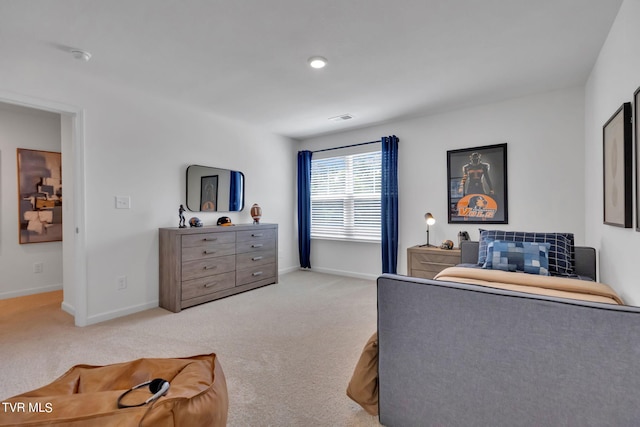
312, 139, 381, 153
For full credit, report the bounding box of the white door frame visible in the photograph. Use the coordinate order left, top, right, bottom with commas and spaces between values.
0, 91, 88, 326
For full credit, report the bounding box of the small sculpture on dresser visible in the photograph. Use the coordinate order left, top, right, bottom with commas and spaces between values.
250, 203, 262, 224
178, 205, 186, 228
440, 240, 454, 250
189, 217, 203, 227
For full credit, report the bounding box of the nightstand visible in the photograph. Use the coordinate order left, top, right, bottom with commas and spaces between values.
407, 245, 461, 279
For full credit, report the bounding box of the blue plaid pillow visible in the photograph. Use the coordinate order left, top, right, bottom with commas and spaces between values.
483, 240, 550, 275
478, 230, 575, 276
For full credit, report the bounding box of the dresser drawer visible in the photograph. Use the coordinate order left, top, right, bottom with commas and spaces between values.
182, 231, 235, 248
237, 263, 276, 286
410, 252, 459, 270
236, 248, 276, 269
407, 246, 461, 280
181, 271, 236, 301
182, 242, 235, 262
182, 254, 235, 281
236, 238, 276, 254
410, 260, 452, 276
236, 228, 276, 243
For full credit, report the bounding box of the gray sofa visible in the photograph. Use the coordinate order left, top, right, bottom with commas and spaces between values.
377, 248, 640, 426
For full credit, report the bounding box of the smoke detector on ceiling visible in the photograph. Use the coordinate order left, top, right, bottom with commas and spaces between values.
329, 114, 353, 122
71, 49, 92, 61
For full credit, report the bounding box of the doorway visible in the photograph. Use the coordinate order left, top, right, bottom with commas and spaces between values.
0, 92, 87, 326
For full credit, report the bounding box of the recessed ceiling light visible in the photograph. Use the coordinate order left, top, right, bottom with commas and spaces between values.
308, 56, 327, 69
71, 49, 92, 61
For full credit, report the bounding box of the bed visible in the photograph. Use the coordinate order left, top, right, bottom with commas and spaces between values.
436, 240, 622, 305
348, 234, 640, 426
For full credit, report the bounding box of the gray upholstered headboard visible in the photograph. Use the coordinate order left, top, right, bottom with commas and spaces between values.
459, 240, 596, 280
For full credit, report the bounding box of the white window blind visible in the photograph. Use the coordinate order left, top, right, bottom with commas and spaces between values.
310, 150, 381, 241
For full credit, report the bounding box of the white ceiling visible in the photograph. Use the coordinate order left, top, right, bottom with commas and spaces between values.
0, 0, 623, 140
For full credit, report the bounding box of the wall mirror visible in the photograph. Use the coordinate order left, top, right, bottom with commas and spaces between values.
186, 165, 245, 212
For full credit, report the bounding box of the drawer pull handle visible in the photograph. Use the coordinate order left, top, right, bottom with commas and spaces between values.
251, 244, 263, 248
252, 256, 263, 261
203, 237, 218, 242
203, 265, 218, 270
204, 282, 217, 288
252, 271, 263, 277
203, 250, 216, 255
252, 233, 264, 237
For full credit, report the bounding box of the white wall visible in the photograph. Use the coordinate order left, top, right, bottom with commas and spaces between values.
0, 104, 63, 298
300, 87, 586, 279
585, 0, 640, 305
0, 54, 297, 324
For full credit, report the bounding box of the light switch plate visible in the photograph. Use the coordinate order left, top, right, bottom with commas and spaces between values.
115, 196, 131, 209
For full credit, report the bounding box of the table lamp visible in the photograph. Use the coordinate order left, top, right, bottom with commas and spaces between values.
423, 212, 435, 247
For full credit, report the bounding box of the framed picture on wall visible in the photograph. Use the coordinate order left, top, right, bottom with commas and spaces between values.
17, 148, 63, 244
602, 102, 632, 228
447, 143, 508, 224
635, 88, 640, 231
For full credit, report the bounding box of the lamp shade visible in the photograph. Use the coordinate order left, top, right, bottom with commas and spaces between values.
425, 212, 435, 225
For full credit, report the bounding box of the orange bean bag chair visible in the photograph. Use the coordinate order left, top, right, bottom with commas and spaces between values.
0, 353, 228, 426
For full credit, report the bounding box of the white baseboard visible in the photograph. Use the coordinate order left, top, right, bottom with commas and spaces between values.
278, 265, 300, 275
61, 300, 75, 316
305, 267, 378, 281
85, 300, 159, 325
0, 284, 63, 300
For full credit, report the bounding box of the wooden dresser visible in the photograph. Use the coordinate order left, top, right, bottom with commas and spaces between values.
159, 223, 278, 312
407, 245, 461, 279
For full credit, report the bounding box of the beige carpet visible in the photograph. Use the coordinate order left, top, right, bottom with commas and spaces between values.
0, 271, 380, 426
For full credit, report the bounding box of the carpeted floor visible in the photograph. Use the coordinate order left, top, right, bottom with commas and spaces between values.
0, 271, 380, 426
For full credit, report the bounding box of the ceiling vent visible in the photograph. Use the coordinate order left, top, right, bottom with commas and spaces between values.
329, 114, 353, 122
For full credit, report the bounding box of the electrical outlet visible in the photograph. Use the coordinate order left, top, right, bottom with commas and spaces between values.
33, 262, 44, 274
117, 276, 127, 290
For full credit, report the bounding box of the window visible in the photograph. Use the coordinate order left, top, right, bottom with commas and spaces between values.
310, 150, 381, 241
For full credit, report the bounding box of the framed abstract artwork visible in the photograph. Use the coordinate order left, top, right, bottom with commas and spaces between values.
447, 143, 508, 224
602, 102, 632, 228
17, 148, 63, 244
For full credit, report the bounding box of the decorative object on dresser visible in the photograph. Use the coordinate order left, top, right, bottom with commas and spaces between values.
179, 204, 186, 228
440, 239, 454, 250
250, 203, 262, 224
159, 224, 278, 312
457, 230, 470, 248
189, 217, 203, 227
407, 245, 461, 279
216, 216, 233, 226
